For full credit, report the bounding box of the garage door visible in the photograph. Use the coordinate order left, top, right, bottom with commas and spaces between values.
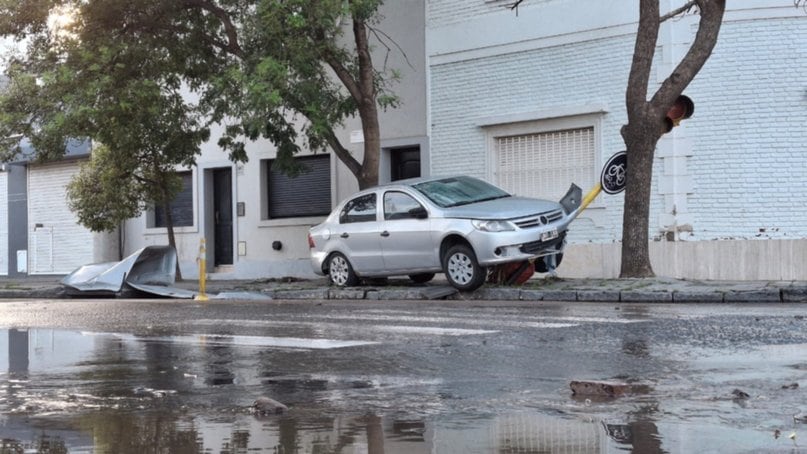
0, 170, 7, 275
28, 162, 94, 275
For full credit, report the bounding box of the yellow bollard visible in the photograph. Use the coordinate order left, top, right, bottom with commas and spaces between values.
194, 238, 209, 301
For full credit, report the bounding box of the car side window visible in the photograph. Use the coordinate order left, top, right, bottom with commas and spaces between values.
384, 191, 425, 220
339, 194, 377, 224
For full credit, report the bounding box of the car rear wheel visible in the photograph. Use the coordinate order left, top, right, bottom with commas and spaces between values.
328, 253, 359, 287
408, 273, 435, 284
443, 244, 486, 291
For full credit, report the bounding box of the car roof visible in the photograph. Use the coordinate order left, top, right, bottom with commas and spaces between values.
375, 175, 475, 190
342, 175, 485, 201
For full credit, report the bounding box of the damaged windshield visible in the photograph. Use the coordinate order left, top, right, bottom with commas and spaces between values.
412, 176, 511, 208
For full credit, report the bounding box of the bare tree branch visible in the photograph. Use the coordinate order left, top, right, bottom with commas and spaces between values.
625, 0, 660, 118
324, 129, 361, 177
660, 0, 698, 23
367, 25, 415, 71
508, 0, 525, 10
651, 0, 726, 109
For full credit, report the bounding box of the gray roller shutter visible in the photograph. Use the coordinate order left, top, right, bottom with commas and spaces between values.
268, 155, 331, 219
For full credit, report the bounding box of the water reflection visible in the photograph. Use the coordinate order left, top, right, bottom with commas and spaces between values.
0, 327, 793, 453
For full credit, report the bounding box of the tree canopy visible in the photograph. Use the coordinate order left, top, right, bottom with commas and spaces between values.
0, 0, 398, 188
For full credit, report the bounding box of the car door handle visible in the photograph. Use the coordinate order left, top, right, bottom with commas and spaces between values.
380, 231, 390, 237
340, 233, 350, 238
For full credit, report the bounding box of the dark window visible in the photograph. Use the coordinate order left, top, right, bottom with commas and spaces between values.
340, 194, 377, 224
390, 146, 421, 181
384, 191, 424, 220
268, 155, 331, 218
154, 171, 193, 227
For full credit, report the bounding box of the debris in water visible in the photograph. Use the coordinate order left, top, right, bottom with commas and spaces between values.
570, 380, 628, 398
252, 396, 288, 415
783, 383, 800, 390
774, 429, 781, 439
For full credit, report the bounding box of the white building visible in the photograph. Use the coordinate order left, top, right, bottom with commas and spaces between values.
119, 0, 429, 280
426, 0, 807, 280
11, 0, 803, 281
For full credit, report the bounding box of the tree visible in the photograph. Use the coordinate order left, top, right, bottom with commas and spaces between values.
619, 0, 726, 277
0, 5, 210, 277
510, 0, 727, 277
202, 0, 400, 189
0, 0, 399, 190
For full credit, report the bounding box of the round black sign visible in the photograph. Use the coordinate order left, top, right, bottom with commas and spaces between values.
601, 151, 627, 194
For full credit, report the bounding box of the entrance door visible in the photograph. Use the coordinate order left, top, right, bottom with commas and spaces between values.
213, 168, 233, 266
390, 146, 421, 181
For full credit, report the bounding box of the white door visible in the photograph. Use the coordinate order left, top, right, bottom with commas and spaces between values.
28, 162, 94, 275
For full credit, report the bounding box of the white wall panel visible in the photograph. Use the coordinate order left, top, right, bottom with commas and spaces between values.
0, 171, 7, 275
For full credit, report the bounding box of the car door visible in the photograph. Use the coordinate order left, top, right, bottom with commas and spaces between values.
380, 190, 439, 272
331, 192, 385, 274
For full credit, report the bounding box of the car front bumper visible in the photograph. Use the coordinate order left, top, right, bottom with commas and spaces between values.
468, 228, 567, 266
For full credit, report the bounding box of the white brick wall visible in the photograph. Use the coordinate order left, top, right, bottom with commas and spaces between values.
429, 35, 635, 243
685, 17, 807, 240
428, 9, 807, 246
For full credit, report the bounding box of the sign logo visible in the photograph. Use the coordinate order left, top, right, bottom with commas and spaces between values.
601, 151, 627, 194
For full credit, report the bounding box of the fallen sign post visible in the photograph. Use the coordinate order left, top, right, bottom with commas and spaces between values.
490, 151, 627, 285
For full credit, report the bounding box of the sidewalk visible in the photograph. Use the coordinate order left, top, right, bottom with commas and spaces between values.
1, 275, 806, 303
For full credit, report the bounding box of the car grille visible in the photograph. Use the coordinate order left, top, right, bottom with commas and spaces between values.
514, 209, 564, 229
520, 231, 567, 255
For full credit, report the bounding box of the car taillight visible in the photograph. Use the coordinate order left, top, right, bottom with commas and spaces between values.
307, 233, 316, 249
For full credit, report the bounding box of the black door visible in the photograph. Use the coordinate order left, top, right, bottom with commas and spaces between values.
390, 146, 421, 181
213, 168, 233, 266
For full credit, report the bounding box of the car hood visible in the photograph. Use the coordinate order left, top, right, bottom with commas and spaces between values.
440, 196, 562, 220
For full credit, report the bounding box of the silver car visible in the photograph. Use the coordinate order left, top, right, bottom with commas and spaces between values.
308, 175, 581, 291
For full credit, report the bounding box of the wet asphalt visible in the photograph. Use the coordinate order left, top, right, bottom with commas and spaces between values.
1, 297, 807, 453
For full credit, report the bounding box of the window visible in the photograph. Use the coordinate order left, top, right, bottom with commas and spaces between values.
340, 194, 377, 224
154, 171, 193, 228
384, 192, 424, 220
496, 127, 596, 201
267, 155, 331, 219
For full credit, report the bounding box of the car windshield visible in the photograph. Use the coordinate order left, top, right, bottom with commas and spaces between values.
412, 176, 511, 208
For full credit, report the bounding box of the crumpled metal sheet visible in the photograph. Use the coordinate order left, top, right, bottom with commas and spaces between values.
61, 246, 195, 298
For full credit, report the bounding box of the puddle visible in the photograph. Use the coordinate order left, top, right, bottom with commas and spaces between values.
0, 327, 804, 453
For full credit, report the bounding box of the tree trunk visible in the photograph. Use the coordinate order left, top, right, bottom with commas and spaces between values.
358, 101, 381, 190
160, 184, 183, 281
620, 121, 661, 278
618, 0, 725, 278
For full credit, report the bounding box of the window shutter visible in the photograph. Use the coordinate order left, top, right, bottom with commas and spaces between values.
268, 155, 331, 218
496, 127, 595, 201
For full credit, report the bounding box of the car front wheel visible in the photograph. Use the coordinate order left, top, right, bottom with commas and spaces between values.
443, 244, 486, 291
328, 253, 359, 287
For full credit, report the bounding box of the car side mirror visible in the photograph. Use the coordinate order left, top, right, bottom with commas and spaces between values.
408, 206, 428, 219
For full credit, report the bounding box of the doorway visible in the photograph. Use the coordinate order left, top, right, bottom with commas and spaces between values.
212, 168, 233, 266
390, 146, 421, 181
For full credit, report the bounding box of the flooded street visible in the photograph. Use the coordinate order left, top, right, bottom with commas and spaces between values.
1, 299, 806, 453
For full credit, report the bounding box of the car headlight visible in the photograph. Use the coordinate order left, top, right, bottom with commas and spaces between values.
472, 219, 516, 232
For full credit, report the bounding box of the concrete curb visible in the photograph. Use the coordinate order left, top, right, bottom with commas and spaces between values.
2, 278, 806, 303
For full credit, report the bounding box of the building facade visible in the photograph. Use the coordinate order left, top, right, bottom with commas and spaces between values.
0, 139, 118, 277
12, 0, 804, 281
426, 0, 807, 280
120, 0, 429, 280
